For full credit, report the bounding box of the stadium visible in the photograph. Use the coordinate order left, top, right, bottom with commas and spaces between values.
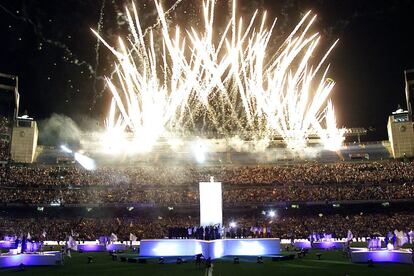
1, 0, 414, 275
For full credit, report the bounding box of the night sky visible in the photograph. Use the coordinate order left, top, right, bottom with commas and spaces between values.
0, 0, 413, 141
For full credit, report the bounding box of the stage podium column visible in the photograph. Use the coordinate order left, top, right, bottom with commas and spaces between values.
199, 181, 222, 227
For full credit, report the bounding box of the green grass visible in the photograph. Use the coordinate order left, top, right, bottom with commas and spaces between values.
1, 249, 413, 275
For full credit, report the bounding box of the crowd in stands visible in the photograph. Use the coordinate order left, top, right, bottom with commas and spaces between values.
0, 117, 10, 161
0, 183, 414, 205
2, 160, 414, 188
1, 158, 414, 242
1, 160, 414, 205
1, 212, 413, 241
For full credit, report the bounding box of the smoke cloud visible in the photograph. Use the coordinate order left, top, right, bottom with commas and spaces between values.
38, 113, 82, 147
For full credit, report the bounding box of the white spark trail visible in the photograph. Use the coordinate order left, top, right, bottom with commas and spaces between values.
94, 0, 344, 154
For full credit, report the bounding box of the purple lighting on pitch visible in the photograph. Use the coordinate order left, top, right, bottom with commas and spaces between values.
77, 244, 105, 252
25, 241, 42, 253
294, 241, 311, 249
317, 241, 334, 249
106, 243, 127, 251
77, 242, 128, 252
0, 241, 17, 249
312, 241, 344, 249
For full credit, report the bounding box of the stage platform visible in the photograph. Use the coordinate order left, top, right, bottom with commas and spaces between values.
284, 240, 345, 250
140, 238, 280, 259
77, 242, 128, 252
107, 243, 127, 251
350, 247, 413, 264
312, 241, 345, 249
77, 243, 105, 252
0, 251, 61, 268
293, 241, 311, 249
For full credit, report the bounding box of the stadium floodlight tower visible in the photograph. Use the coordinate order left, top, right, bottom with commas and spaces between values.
405, 69, 414, 119
199, 176, 222, 227
387, 69, 414, 158
0, 73, 39, 163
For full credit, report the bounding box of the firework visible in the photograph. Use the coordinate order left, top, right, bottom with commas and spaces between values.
93, 0, 344, 154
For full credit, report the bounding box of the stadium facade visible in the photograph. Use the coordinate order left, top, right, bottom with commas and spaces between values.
0, 72, 38, 163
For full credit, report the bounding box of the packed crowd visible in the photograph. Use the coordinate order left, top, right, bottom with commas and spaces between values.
1, 212, 414, 241
0, 183, 414, 205
1, 159, 414, 205
0, 117, 10, 161
1, 156, 414, 205
1, 160, 414, 188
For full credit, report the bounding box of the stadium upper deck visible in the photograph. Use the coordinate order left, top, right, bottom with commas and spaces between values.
34, 139, 391, 166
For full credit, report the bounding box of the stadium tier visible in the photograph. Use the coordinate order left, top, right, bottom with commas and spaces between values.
1, 0, 414, 271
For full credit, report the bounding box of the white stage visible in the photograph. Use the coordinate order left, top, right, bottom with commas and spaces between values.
140, 238, 280, 259
351, 247, 413, 264
0, 251, 61, 268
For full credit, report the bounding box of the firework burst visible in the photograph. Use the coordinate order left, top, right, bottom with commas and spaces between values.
93, 0, 344, 154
